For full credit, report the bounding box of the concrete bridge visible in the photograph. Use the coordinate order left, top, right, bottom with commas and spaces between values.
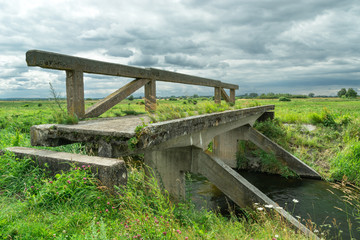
25, 104, 320, 239
10, 50, 322, 239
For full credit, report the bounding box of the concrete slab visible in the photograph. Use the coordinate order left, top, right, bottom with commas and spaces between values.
30, 105, 275, 157
6, 147, 127, 190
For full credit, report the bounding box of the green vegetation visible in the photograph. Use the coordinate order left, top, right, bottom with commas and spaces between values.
0, 149, 305, 239
0, 98, 309, 239
147, 101, 245, 123
331, 141, 360, 185
338, 88, 358, 98
279, 97, 291, 102
1, 96, 359, 239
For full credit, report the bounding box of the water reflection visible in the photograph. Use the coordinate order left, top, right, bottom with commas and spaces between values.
186, 171, 360, 240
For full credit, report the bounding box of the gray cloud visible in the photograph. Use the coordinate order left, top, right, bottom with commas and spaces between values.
0, 0, 359, 98
128, 55, 159, 66
164, 55, 207, 68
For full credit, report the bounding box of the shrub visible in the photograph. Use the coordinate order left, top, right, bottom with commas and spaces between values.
254, 149, 297, 178
279, 97, 291, 102
331, 141, 360, 185
254, 119, 285, 140
309, 108, 337, 129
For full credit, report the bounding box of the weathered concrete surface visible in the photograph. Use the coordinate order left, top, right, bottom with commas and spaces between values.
220, 88, 230, 102
31, 105, 275, 157
210, 124, 321, 179
143, 146, 319, 239
144, 147, 192, 199
26, 50, 151, 79
26, 50, 238, 117
27, 50, 238, 90
149, 67, 238, 89
6, 147, 127, 190
212, 127, 247, 168
139, 105, 275, 150
30, 115, 152, 156
66, 70, 85, 118
145, 79, 156, 111
191, 148, 319, 240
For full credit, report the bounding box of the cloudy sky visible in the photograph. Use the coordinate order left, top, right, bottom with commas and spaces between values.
0, 0, 359, 98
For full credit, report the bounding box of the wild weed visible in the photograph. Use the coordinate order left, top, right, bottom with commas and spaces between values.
49, 83, 79, 124
331, 141, 360, 185
0, 152, 45, 198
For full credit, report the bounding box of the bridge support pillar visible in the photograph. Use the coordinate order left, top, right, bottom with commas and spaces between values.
144, 147, 192, 200
212, 126, 248, 168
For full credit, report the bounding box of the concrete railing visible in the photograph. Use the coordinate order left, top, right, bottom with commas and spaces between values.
26, 50, 239, 119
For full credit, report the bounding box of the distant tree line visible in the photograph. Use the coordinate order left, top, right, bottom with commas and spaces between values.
337, 88, 358, 98
124, 90, 358, 101
238, 93, 309, 99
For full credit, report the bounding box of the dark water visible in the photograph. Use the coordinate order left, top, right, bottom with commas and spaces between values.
187, 171, 360, 240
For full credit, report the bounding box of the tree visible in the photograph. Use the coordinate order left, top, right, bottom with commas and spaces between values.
128, 95, 134, 101
345, 88, 358, 98
249, 93, 258, 98
308, 93, 315, 98
337, 88, 347, 98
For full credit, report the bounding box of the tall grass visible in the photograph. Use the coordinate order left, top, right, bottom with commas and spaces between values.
0, 152, 308, 239
331, 141, 360, 185
1, 98, 359, 238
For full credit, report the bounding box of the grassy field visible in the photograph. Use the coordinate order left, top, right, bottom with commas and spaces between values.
0, 97, 359, 239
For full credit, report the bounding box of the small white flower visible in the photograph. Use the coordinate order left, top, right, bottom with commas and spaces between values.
265, 204, 273, 208
296, 215, 301, 219
314, 229, 319, 233
275, 234, 279, 238
254, 203, 259, 205
257, 207, 264, 211
292, 199, 299, 203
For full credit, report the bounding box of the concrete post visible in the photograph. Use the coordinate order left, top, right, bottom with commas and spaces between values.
214, 87, 221, 104
144, 147, 192, 200
145, 79, 156, 112
230, 89, 235, 104
66, 70, 85, 118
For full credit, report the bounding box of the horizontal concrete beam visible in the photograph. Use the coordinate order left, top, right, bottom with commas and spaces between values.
26, 50, 150, 79
6, 147, 127, 190
26, 50, 238, 90
149, 68, 239, 89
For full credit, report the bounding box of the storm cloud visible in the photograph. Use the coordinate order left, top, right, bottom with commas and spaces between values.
0, 0, 359, 98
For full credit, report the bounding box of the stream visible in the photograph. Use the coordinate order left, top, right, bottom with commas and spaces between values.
187, 171, 360, 240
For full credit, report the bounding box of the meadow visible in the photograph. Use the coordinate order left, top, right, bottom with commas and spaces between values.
0, 97, 359, 239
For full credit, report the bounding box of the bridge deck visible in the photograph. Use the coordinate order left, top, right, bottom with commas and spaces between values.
31, 105, 274, 156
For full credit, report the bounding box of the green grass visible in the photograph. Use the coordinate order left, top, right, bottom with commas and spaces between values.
1, 97, 359, 239
0, 152, 307, 239
235, 98, 360, 181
